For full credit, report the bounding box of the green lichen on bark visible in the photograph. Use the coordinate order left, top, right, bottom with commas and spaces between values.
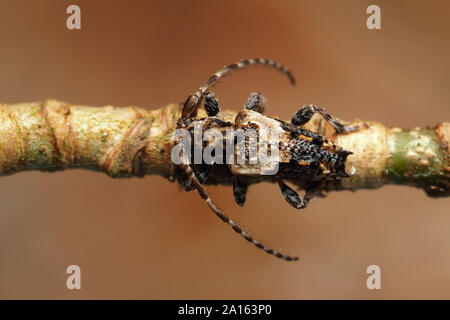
386, 128, 449, 196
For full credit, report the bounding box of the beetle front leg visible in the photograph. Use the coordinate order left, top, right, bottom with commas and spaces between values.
204, 92, 222, 117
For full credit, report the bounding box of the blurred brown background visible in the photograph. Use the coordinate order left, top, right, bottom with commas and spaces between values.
0, 0, 449, 299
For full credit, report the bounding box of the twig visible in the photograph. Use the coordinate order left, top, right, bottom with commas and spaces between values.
0, 99, 448, 197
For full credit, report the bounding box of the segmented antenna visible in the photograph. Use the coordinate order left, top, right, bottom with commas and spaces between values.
181, 163, 298, 262
180, 58, 296, 121
203, 58, 296, 91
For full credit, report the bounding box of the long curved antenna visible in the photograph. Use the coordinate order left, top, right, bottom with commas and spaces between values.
180, 58, 296, 122
181, 163, 298, 262
204, 58, 296, 90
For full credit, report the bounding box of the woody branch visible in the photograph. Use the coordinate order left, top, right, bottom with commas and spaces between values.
0, 99, 448, 197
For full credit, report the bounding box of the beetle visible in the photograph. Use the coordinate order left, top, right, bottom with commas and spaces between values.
174, 59, 357, 261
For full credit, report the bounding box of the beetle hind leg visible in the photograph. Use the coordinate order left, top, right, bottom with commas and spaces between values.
278, 179, 306, 209
278, 179, 323, 210
291, 104, 361, 134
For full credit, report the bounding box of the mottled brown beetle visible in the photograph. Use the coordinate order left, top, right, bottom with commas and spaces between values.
175, 59, 358, 261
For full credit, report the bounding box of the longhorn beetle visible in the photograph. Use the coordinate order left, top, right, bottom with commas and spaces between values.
175, 58, 358, 261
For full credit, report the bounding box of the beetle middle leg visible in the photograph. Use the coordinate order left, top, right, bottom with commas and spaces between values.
233, 176, 248, 207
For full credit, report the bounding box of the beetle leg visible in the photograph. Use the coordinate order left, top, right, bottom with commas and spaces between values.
204, 92, 221, 117
233, 176, 248, 207
291, 104, 351, 134
278, 179, 306, 209
278, 179, 324, 210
